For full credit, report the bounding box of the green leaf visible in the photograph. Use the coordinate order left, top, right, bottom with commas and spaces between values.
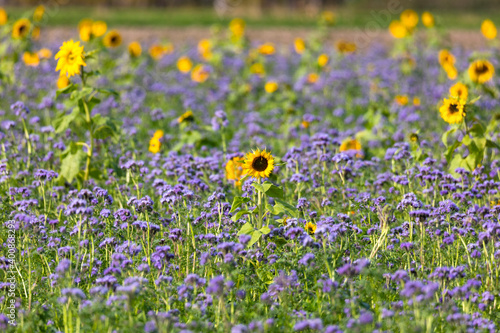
273, 198, 299, 218
230, 196, 251, 213
486, 140, 500, 150
237, 222, 254, 236
469, 122, 485, 139
441, 128, 457, 147
60, 145, 86, 183
70, 87, 93, 101
56, 83, 77, 98
252, 181, 283, 199
53, 109, 80, 134
248, 230, 263, 247
231, 210, 250, 222
259, 226, 271, 235
444, 141, 461, 163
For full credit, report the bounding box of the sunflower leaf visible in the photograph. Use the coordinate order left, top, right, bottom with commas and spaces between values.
230, 196, 251, 213
253, 181, 283, 199
232, 210, 250, 222
237, 222, 254, 236
248, 230, 263, 247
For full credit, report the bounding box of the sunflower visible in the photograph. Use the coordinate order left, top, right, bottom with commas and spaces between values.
320, 11, 335, 26
439, 98, 466, 124
481, 19, 497, 40
468, 60, 495, 84
422, 12, 435, 28
178, 110, 194, 123
0, 7, 7, 25
37, 48, 52, 59
12, 18, 31, 39
198, 39, 212, 60
55, 40, 86, 78
395, 95, 409, 106
153, 130, 164, 139
250, 63, 265, 76
258, 43, 275, 55
92, 21, 107, 37
307, 73, 319, 84
149, 44, 167, 60
32, 26, 40, 40
78, 19, 93, 42
22, 52, 39, 67
191, 64, 209, 83
294, 38, 305, 54
389, 20, 408, 39
265, 81, 278, 93
318, 54, 329, 67
301, 120, 310, 129
413, 97, 421, 106
438, 49, 455, 66
229, 18, 245, 39
225, 156, 244, 186
449, 82, 468, 101
149, 136, 161, 154
242, 149, 275, 179
103, 30, 122, 48
128, 42, 142, 58
336, 40, 356, 54
339, 138, 362, 154
305, 222, 317, 235
57, 75, 70, 89
409, 133, 419, 143
177, 56, 193, 73
443, 62, 458, 80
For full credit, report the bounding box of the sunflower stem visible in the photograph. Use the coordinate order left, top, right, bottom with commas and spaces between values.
257, 178, 263, 230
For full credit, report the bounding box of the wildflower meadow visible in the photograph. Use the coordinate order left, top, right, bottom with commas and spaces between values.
2, 5, 500, 333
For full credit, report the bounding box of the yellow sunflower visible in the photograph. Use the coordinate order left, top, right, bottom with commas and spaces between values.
153, 130, 164, 139
0, 8, 7, 26
198, 39, 212, 60
400, 9, 418, 30
55, 40, 86, 78
33, 5, 44, 22
128, 41, 142, 58
443, 63, 458, 80
178, 110, 194, 123
318, 54, 329, 67
191, 64, 209, 83
149, 44, 172, 60
449, 82, 468, 101
422, 12, 435, 28
339, 138, 362, 155
307, 73, 319, 84
336, 40, 356, 54
149, 137, 161, 154
395, 95, 409, 106
225, 156, 244, 186
242, 149, 275, 179
305, 222, 317, 235
12, 18, 31, 39
37, 48, 52, 59
438, 49, 455, 66
57, 75, 70, 89
229, 18, 245, 39
265, 81, 278, 93
78, 19, 93, 42
468, 60, 495, 84
389, 20, 408, 39
103, 30, 122, 48
481, 19, 497, 40
250, 63, 265, 76
258, 43, 275, 55
91, 21, 107, 37
177, 56, 193, 73
320, 11, 335, 26
22, 52, 39, 67
294, 38, 305, 54
413, 97, 421, 106
439, 98, 466, 124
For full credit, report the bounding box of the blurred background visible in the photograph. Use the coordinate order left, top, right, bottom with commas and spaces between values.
1, 0, 499, 29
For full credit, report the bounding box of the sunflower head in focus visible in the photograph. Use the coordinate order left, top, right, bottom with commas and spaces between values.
178, 110, 194, 124
305, 222, 317, 235
481, 19, 497, 40
422, 12, 435, 28
12, 18, 31, 39
55, 40, 86, 78
468, 60, 494, 84
103, 30, 122, 48
400, 9, 418, 30
439, 98, 466, 124
128, 42, 142, 58
22, 52, 39, 67
449, 82, 468, 101
294, 38, 305, 54
177, 56, 193, 73
0, 7, 8, 25
389, 20, 408, 39
242, 149, 275, 179
225, 156, 244, 187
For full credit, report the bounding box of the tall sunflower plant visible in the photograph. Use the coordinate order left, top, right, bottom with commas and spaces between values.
53, 40, 119, 185
230, 149, 298, 247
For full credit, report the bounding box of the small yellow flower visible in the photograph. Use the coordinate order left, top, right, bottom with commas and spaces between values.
307, 73, 319, 83
0, 7, 8, 25
294, 38, 306, 54
421, 12, 435, 28
413, 97, 421, 106
400, 9, 418, 30
78, 19, 93, 42
149, 137, 161, 154
318, 54, 329, 67
149, 44, 173, 60
438, 49, 455, 66
440, 98, 465, 124
336, 40, 356, 54
229, 18, 245, 39
33, 5, 45, 22
409, 133, 419, 142
242, 148, 275, 179
57, 75, 70, 89
225, 156, 244, 187
92, 21, 107, 37
12, 18, 31, 39
305, 222, 317, 234
389, 20, 408, 38
178, 110, 194, 123
481, 19, 497, 40
55, 40, 86, 78
37, 48, 52, 59
103, 30, 122, 48
258, 43, 275, 55
250, 63, 265, 76
198, 39, 212, 60
340, 138, 362, 154
449, 82, 468, 101
177, 56, 193, 73
265, 81, 278, 93
468, 59, 494, 84
301, 120, 310, 129
153, 130, 164, 139
22, 52, 39, 67
191, 64, 209, 83
128, 42, 142, 58
395, 95, 409, 106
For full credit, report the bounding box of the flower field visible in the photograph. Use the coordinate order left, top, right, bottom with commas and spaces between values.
2, 6, 500, 333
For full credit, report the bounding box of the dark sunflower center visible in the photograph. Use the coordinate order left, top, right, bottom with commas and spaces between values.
252, 156, 268, 172
475, 64, 489, 75
448, 103, 460, 114
19, 25, 26, 34
111, 36, 118, 44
